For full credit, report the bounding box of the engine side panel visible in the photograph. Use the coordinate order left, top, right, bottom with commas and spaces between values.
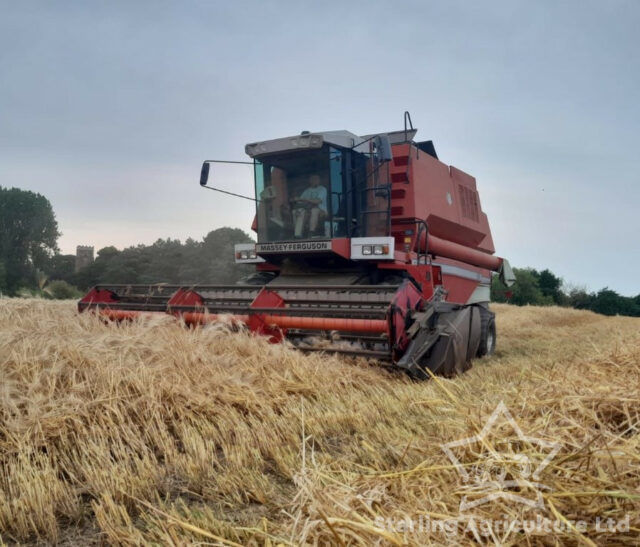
390, 143, 495, 254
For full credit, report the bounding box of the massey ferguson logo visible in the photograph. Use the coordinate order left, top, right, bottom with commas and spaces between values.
256, 241, 332, 253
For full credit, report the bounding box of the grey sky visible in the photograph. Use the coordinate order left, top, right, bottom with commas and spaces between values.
1, 1, 638, 295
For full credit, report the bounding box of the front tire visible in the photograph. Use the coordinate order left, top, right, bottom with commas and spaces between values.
477, 308, 496, 357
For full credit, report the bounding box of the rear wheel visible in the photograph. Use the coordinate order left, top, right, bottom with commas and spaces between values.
477, 308, 496, 357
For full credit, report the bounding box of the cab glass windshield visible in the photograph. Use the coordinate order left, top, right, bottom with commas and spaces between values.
254, 145, 347, 242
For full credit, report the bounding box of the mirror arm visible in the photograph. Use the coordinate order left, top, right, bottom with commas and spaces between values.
203, 159, 254, 165
199, 159, 256, 201
201, 185, 257, 201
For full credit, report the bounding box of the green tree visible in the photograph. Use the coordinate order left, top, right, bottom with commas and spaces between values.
140, 239, 187, 284
567, 287, 594, 310
202, 227, 253, 284
589, 288, 640, 317
72, 229, 254, 289
47, 254, 76, 282
178, 237, 210, 284
101, 245, 146, 284
536, 268, 565, 305
96, 246, 121, 262
0, 260, 7, 294
510, 269, 549, 306
490, 274, 509, 303
0, 187, 60, 294
491, 267, 550, 306
72, 246, 115, 289
46, 280, 83, 299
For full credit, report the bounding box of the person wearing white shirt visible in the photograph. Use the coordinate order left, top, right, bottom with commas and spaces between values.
292, 174, 328, 237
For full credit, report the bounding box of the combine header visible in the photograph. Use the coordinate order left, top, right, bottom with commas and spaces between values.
79, 113, 514, 378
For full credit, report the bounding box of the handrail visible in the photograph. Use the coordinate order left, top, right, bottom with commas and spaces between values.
404, 111, 414, 142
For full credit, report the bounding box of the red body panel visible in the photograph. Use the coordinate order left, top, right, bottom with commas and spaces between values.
85, 300, 388, 335
79, 288, 119, 307
79, 137, 505, 357
244, 141, 502, 308
383, 142, 500, 305
246, 140, 502, 306
425, 234, 501, 271
389, 144, 495, 253
248, 288, 286, 342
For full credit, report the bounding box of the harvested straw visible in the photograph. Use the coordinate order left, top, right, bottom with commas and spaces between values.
0, 299, 638, 544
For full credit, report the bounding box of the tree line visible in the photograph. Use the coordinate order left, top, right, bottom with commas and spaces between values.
71, 228, 254, 289
0, 187, 253, 298
490, 267, 640, 317
1, 186, 638, 316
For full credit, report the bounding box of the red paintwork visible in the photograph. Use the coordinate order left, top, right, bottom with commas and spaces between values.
167, 288, 204, 310
389, 280, 424, 356
246, 287, 388, 335
330, 238, 351, 259
389, 144, 495, 253
378, 263, 436, 299
421, 233, 502, 271
257, 262, 280, 272
90, 307, 387, 334
431, 265, 443, 286
181, 312, 250, 325
431, 255, 492, 303
261, 315, 388, 334
380, 141, 504, 306
98, 309, 159, 321
80, 137, 505, 358
245, 140, 502, 309
243, 138, 502, 307
78, 287, 118, 310
379, 260, 485, 305
83, 285, 388, 337
248, 288, 286, 342
98, 308, 250, 325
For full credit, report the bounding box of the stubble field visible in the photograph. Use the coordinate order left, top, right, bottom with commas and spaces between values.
0, 299, 639, 545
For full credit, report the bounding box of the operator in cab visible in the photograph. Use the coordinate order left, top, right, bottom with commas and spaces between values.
292, 174, 328, 237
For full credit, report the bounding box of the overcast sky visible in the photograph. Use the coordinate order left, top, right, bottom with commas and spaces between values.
1, 1, 638, 295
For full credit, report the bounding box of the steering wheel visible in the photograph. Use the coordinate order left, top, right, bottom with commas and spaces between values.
290, 198, 314, 210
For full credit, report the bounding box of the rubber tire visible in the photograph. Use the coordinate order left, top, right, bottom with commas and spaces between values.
477, 309, 496, 357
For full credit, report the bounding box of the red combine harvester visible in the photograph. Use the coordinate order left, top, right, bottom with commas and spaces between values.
79, 113, 514, 378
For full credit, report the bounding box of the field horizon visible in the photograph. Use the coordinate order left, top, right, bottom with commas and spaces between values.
1, 299, 638, 545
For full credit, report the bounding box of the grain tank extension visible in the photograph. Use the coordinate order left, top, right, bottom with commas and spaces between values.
79, 114, 514, 378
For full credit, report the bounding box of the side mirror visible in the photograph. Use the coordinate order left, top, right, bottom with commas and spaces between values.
374, 135, 393, 162
499, 258, 516, 287
199, 162, 210, 186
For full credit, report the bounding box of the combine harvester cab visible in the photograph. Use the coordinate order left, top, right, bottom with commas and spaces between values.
79, 114, 514, 378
